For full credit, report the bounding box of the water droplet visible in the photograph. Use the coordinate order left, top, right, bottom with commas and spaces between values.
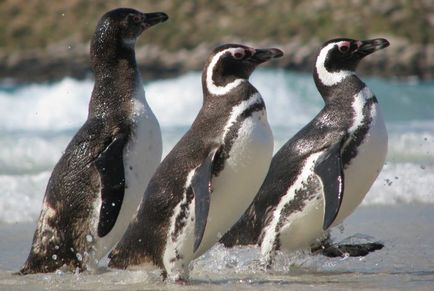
54, 245, 60, 250
76, 253, 82, 261
86, 234, 93, 242
112, 203, 116, 206
52, 254, 58, 260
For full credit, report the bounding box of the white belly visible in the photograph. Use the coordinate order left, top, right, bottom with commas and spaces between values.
332, 105, 388, 226
266, 105, 387, 253
196, 110, 274, 256
278, 192, 325, 251
94, 91, 162, 261
261, 153, 324, 255
162, 110, 273, 280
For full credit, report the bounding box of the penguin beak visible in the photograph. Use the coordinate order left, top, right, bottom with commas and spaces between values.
354, 38, 390, 58
248, 48, 284, 64
142, 12, 169, 28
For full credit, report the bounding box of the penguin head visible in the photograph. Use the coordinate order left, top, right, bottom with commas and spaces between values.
203, 44, 283, 96
314, 38, 389, 89
91, 8, 168, 62
316, 38, 389, 73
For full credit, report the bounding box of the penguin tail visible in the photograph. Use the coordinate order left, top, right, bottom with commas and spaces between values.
15, 263, 34, 275
108, 250, 146, 269
220, 209, 261, 247
15, 252, 48, 275
15, 250, 84, 275
15, 256, 57, 275
108, 244, 157, 269
107, 248, 129, 269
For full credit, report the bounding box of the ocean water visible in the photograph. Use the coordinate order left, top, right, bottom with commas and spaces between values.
0, 69, 433, 289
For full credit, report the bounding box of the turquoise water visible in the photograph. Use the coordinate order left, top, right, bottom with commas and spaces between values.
0, 69, 433, 223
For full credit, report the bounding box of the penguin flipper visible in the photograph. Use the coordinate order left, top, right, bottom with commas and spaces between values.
95, 132, 128, 237
314, 142, 344, 230
191, 146, 220, 252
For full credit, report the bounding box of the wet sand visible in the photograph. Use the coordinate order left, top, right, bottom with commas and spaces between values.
1, 204, 433, 290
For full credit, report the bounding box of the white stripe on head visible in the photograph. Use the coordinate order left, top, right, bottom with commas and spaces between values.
315, 42, 354, 87
206, 48, 247, 96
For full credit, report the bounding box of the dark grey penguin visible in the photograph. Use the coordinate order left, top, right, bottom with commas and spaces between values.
109, 44, 283, 281
221, 38, 390, 265
18, 8, 168, 274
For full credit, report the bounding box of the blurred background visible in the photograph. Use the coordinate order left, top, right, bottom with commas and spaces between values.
0, 0, 433, 82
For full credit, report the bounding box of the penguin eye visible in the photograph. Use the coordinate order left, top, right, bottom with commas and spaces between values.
232, 50, 245, 60
132, 14, 142, 24
338, 44, 350, 53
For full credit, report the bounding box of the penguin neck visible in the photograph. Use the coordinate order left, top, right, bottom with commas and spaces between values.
201, 76, 256, 104
91, 40, 137, 76
197, 81, 261, 131
313, 68, 366, 105
89, 45, 144, 118
202, 76, 245, 97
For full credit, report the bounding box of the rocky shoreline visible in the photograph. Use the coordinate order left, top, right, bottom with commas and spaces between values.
1, 36, 433, 84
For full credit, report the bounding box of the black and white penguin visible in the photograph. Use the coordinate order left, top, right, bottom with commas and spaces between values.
221, 38, 390, 264
109, 44, 283, 281
18, 8, 168, 274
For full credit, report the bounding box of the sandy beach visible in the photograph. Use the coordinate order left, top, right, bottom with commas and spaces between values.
1, 204, 433, 290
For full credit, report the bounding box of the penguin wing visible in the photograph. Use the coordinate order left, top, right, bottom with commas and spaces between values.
95, 132, 129, 237
314, 141, 345, 230
191, 145, 221, 252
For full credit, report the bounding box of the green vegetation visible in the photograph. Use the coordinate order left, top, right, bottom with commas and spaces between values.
0, 0, 432, 53
0, 0, 432, 81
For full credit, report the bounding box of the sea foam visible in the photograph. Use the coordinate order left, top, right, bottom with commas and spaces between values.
0, 71, 433, 224
0, 78, 91, 131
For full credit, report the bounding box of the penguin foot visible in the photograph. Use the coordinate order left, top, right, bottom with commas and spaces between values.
317, 242, 384, 257
312, 232, 384, 258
